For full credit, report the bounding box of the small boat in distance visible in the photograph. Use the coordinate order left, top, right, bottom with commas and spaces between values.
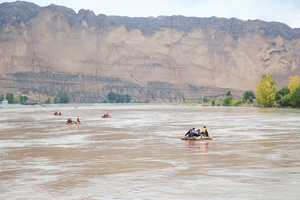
66, 121, 81, 125
101, 116, 111, 118
101, 113, 111, 118
54, 112, 62, 116
66, 118, 80, 124
181, 136, 213, 141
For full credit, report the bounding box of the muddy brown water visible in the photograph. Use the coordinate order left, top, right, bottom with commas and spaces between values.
0, 104, 299, 200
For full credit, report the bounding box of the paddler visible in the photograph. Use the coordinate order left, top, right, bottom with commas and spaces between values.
200, 126, 209, 137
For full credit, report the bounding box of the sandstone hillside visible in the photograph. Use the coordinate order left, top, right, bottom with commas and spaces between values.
0, 1, 299, 102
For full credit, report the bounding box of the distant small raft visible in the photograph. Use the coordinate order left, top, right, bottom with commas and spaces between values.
66, 122, 81, 124
181, 136, 213, 140
101, 116, 111, 118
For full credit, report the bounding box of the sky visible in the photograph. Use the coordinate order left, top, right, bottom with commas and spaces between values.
1, 0, 300, 28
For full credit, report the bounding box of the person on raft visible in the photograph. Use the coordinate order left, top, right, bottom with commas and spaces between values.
67, 118, 73, 123
192, 128, 200, 137
77, 118, 80, 123
185, 129, 193, 137
185, 128, 200, 137
200, 126, 209, 137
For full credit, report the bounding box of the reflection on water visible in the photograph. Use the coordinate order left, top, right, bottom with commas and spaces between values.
188, 141, 208, 153
0, 105, 299, 200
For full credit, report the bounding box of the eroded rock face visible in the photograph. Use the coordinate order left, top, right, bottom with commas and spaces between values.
0, 2, 299, 102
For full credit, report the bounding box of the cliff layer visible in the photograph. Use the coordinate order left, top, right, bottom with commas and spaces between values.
0, 2, 299, 102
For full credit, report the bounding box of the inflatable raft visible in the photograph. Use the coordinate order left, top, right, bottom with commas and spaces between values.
66, 122, 81, 124
181, 136, 213, 140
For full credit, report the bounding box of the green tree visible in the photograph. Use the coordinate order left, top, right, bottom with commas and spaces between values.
243, 91, 255, 102
123, 94, 132, 103
56, 92, 69, 103
223, 95, 233, 106
24, 96, 28, 103
226, 91, 232, 97
248, 97, 253, 103
0, 94, 4, 101
256, 74, 277, 106
145, 98, 150, 103
275, 86, 290, 103
12, 96, 20, 104
45, 97, 52, 104
108, 92, 132, 103
103, 99, 109, 103
203, 97, 209, 102
241, 96, 245, 103
6, 93, 14, 104
290, 84, 300, 108
107, 92, 117, 103
234, 98, 243, 106
278, 95, 293, 107
116, 93, 123, 103
19, 95, 25, 104
54, 96, 60, 104
211, 99, 215, 105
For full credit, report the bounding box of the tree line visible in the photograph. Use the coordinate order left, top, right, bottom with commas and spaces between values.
3, 75, 298, 107
182, 74, 300, 108
45, 92, 70, 104
256, 75, 300, 108
208, 75, 299, 108
0, 93, 28, 104
0, 90, 137, 104
106, 92, 132, 103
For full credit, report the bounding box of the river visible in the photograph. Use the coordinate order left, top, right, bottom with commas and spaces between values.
0, 104, 299, 200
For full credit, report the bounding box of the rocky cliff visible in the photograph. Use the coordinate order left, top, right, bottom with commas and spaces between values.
0, 1, 300, 102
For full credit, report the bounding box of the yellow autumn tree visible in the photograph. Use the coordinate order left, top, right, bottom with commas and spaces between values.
288, 75, 300, 92
256, 74, 277, 106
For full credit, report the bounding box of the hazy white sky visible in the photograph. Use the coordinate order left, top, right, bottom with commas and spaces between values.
1, 0, 300, 28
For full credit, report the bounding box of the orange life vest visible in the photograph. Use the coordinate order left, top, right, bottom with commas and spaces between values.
201, 128, 206, 133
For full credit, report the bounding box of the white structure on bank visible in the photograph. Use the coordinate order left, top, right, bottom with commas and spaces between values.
2, 99, 8, 104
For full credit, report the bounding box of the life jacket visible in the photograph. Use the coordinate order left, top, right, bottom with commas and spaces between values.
201, 128, 206, 133
188, 130, 194, 137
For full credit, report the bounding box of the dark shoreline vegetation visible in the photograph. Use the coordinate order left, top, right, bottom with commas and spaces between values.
1, 75, 299, 108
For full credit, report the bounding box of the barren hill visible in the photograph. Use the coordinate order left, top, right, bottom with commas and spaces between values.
1, 1, 299, 102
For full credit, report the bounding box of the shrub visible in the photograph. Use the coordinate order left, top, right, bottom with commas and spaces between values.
45, 97, 52, 104
54, 96, 60, 104
275, 86, 290, 103
243, 91, 256, 102
223, 95, 233, 106
56, 92, 69, 103
278, 95, 292, 107
211, 99, 215, 105
290, 84, 300, 108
